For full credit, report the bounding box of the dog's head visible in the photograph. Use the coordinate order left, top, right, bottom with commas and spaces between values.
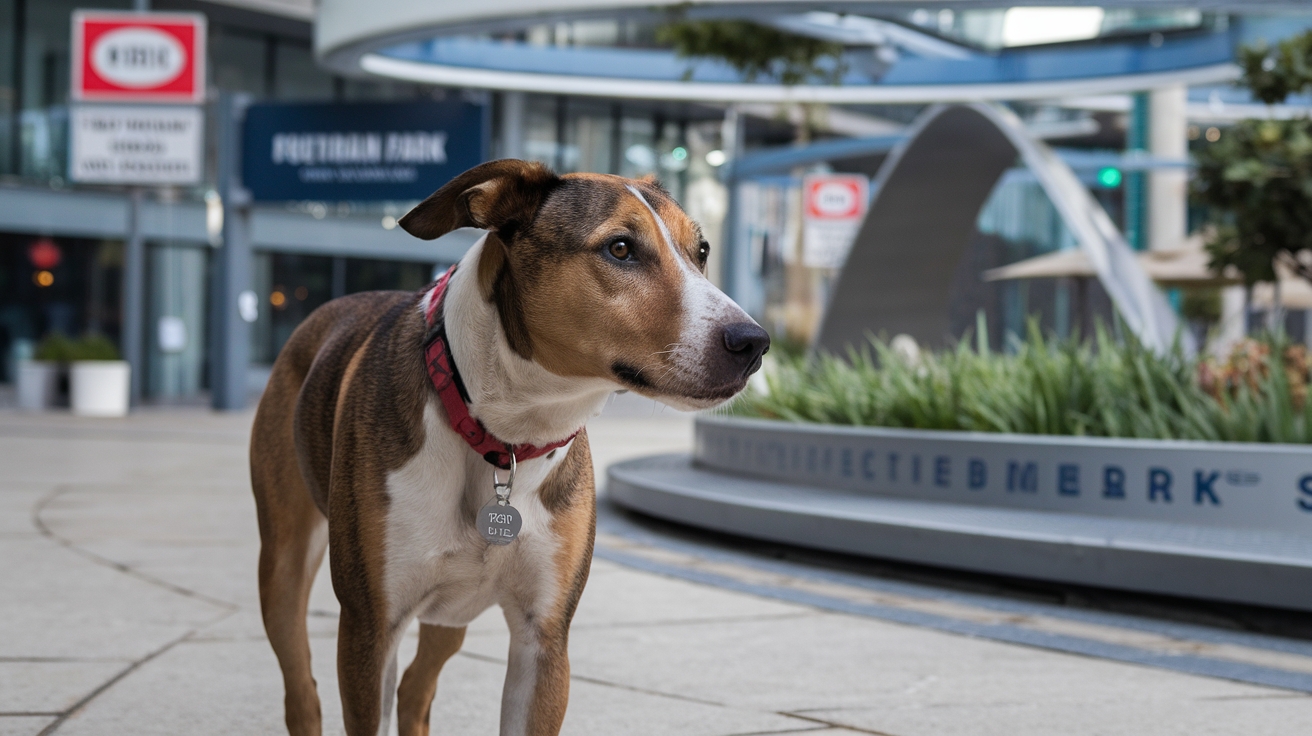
400, 159, 769, 410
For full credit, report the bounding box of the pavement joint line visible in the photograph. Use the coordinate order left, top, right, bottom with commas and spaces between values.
592, 536, 1312, 695
567, 611, 818, 631
455, 650, 728, 708
719, 725, 845, 735
34, 629, 201, 736
0, 712, 63, 717
0, 657, 134, 663
772, 712, 903, 736
597, 499, 1312, 658
31, 483, 240, 615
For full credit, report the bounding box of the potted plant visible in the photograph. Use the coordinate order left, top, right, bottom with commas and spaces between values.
68, 333, 130, 417
16, 333, 73, 410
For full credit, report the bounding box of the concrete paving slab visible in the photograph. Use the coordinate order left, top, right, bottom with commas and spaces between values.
56, 637, 320, 736
0, 661, 127, 714
802, 692, 1312, 736
8, 406, 1312, 735
0, 537, 221, 660
0, 483, 50, 536
568, 558, 813, 629
507, 607, 1312, 719
0, 716, 56, 736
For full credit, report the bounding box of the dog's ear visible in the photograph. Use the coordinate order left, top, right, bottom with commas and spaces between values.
398, 159, 558, 241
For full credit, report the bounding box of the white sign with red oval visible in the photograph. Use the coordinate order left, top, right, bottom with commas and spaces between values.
802, 174, 870, 268
72, 11, 205, 103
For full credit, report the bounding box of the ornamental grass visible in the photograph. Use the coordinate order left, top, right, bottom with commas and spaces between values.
730, 318, 1312, 445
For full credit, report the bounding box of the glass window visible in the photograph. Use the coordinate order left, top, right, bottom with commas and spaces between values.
273, 40, 335, 101
568, 100, 612, 174
344, 258, 433, 294
0, 0, 15, 174
0, 233, 123, 382
210, 26, 268, 97
618, 115, 656, 179
338, 77, 419, 102
145, 243, 207, 399
523, 94, 559, 168
12, 0, 131, 181
258, 253, 333, 363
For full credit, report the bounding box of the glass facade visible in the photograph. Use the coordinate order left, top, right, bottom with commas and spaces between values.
0, 232, 122, 382
0, 2, 446, 400
248, 253, 439, 365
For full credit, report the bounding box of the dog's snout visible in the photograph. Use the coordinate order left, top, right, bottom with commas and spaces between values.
722, 322, 770, 373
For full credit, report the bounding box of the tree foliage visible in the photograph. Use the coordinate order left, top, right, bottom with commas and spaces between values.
1194, 31, 1312, 286
656, 16, 846, 86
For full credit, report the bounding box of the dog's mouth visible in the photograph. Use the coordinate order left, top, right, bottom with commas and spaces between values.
611, 361, 752, 408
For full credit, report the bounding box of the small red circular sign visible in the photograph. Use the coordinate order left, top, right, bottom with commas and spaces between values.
805, 177, 866, 220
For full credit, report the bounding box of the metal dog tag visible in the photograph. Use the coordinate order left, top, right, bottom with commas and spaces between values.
478, 500, 521, 545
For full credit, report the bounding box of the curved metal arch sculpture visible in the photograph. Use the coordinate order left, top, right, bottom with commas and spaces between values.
815, 103, 1191, 357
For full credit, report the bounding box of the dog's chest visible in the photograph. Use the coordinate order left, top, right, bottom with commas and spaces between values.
380, 407, 565, 627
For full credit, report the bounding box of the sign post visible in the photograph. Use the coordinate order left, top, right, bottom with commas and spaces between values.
69, 8, 206, 408
801, 174, 870, 269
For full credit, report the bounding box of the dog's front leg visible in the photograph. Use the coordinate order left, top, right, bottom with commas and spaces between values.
499, 608, 571, 736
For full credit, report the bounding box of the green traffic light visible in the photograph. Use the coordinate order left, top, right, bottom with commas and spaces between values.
1097, 167, 1123, 188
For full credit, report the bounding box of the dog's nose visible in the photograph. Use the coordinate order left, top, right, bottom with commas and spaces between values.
722, 322, 770, 374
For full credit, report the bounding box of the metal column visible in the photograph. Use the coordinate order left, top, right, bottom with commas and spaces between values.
210, 92, 253, 410
123, 188, 146, 406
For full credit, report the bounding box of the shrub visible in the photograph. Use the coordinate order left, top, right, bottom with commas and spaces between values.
68, 333, 121, 361
730, 320, 1312, 445
34, 332, 75, 362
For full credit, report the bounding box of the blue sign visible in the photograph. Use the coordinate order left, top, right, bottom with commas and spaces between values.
242, 100, 487, 202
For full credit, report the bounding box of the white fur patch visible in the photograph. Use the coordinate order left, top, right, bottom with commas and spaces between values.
383, 402, 567, 630
626, 185, 755, 409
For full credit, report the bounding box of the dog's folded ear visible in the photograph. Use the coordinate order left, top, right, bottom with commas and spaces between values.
398, 159, 558, 241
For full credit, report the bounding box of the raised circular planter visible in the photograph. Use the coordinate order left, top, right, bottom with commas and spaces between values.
608, 416, 1312, 611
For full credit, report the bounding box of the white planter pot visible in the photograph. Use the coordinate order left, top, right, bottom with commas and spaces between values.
70, 361, 130, 417
16, 361, 60, 410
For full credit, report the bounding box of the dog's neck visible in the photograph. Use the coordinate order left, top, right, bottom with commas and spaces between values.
435, 235, 615, 448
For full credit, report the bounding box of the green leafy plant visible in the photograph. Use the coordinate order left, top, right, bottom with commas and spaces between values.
34, 332, 75, 362
730, 320, 1312, 445
656, 14, 846, 86
68, 333, 121, 362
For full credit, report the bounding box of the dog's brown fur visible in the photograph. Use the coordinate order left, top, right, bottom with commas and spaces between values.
252, 160, 766, 736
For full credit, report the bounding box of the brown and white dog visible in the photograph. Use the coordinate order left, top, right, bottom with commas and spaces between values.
250, 159, 769, 736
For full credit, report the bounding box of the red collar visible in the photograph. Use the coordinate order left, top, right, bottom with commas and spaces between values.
423, 266, 578, 470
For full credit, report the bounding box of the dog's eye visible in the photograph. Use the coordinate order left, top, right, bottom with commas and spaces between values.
697, 241, 709, 267
608, 240, 632, 261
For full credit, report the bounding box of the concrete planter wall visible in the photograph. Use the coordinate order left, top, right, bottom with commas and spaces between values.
694, 416, 1312, 534
70, 361, 130, 417
609, 415, 1312, 610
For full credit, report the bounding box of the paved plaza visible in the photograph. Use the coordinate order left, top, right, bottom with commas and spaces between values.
3, 402, 1312, 735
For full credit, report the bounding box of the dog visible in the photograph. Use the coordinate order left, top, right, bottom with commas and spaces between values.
250, 159, 770, 736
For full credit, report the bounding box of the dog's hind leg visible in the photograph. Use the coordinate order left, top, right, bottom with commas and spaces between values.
397, 624, 467, 736
252, 370, 330, 736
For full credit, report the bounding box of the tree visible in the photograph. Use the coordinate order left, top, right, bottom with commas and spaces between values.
1193, 31, 1312, 292
656, 16, 846, 87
